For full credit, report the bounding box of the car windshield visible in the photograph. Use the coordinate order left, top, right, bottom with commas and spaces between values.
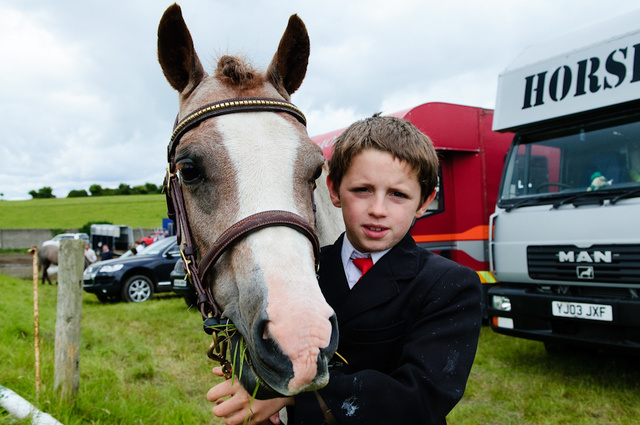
139, 236, 176, 256
498, 118, 640, 208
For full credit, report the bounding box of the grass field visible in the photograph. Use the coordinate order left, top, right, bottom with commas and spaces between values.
2, 273, 639, 424
0, 195, 167, 230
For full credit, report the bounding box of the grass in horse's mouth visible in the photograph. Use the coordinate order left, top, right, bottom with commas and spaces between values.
205, 321, 262, 425
205, 321, 243, 379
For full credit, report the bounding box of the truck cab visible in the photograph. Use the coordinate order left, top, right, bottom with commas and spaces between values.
487, 11, 640, 351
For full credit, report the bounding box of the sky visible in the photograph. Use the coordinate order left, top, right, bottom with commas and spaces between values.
1, 0, 639, 201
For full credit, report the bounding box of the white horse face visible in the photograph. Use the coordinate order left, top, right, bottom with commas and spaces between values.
158, 5, 338, 397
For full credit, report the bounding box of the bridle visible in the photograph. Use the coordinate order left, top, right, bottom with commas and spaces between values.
163, 97, 321, 326
164, 97, 337, 423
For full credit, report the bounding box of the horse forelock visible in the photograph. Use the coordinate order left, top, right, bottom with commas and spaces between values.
176, 55, 283, 122
215, 55, 264, 90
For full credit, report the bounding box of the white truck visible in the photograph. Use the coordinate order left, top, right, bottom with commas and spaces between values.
487, 11, 640, 352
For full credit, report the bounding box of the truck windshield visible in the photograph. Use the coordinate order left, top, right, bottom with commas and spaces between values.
498, 118, 640, 208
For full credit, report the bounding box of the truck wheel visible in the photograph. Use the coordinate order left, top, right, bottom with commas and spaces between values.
122, 275, 154, 303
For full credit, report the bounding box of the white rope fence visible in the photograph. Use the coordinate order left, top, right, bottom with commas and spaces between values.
0, 385, 62, 425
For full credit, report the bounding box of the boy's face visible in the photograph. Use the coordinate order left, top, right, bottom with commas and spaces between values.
327, 149, 435, 253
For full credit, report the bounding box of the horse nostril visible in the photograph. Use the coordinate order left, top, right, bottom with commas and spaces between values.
258, 319, 276, 344
254, 319, 284, 366
320, 313, 339, 356
262, 321, 271, 340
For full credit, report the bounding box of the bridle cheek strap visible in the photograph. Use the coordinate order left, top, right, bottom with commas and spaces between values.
165, 167, 217, 319
164, 97, 319, 321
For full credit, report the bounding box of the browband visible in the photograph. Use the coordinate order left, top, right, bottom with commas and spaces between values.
169, 97, 306, 160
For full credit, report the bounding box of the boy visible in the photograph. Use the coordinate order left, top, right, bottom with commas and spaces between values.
208, 115, 482, 424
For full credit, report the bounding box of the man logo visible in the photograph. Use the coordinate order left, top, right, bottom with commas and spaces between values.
577, 266, 595, 279
558, 251, 612, 263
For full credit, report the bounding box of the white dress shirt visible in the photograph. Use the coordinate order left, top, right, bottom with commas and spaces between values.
341, 236, 390, 289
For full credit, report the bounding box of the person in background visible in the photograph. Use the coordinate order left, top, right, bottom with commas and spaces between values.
101, 244, 113, 261
84, 243, 97, 264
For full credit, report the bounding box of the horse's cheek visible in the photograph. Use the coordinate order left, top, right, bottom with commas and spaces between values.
208, 268, 240, 316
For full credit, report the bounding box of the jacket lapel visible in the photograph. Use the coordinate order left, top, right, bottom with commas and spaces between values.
318, 235, 351, 312
321, 233, 421, 324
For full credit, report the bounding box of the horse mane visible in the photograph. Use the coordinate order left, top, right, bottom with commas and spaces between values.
215, 55, 264, 89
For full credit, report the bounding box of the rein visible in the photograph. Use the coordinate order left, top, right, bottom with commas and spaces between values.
164, 97, 320, 324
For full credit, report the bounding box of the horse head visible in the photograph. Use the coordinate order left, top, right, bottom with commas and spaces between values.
157, 4, 338, 398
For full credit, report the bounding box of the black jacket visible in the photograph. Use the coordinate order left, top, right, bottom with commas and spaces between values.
290, 233, 481, 424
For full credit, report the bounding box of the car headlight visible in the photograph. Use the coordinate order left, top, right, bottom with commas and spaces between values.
83, 268, 97, 280
99, 264, 124, 273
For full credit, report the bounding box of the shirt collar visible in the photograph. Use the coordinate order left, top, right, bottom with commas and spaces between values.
341, 235, 391, 269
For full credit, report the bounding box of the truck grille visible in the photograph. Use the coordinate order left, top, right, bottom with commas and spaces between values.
527, 244, 640, 284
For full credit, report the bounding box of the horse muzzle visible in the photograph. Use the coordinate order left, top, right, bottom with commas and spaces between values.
228, 311, 338, 399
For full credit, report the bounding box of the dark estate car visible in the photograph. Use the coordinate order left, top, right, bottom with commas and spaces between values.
83, 236, 180, 303
170, 259, 198, 308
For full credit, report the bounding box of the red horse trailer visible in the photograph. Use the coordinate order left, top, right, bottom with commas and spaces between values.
312, 102, 513, 313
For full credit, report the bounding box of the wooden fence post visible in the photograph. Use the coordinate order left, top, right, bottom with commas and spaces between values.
28, 246, 41, 399
54, 239, 84, 401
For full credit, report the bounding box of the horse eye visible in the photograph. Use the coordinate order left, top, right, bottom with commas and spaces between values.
311, 165, 322, 182
177, 160, 201, 184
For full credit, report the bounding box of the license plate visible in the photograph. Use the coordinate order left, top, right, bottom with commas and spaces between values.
173, 279, 187, 288
552, 301, 613, 321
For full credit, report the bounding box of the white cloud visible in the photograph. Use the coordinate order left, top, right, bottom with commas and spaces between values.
0, 7, 83, 86
1, 0, 639, 200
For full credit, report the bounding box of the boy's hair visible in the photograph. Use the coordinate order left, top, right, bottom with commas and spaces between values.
328, 114, 439, 203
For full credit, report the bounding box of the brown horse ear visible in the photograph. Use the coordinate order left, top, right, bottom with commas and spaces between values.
267, 14, 310, 97
157, 3, 205, 93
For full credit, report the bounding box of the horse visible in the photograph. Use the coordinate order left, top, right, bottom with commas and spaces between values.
36, 244, 58, 284
36, 243, 91, 284
157, 4, 344, 399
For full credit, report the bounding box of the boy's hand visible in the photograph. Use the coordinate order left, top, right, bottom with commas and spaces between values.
207, 366, 293, 425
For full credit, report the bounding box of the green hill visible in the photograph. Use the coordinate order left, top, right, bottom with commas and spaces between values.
0, 195, 168, 229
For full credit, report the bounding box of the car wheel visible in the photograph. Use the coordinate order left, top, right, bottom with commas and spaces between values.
122, 275, 154, 303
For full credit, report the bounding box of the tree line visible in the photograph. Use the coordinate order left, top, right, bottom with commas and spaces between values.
29, 183, 162, 199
